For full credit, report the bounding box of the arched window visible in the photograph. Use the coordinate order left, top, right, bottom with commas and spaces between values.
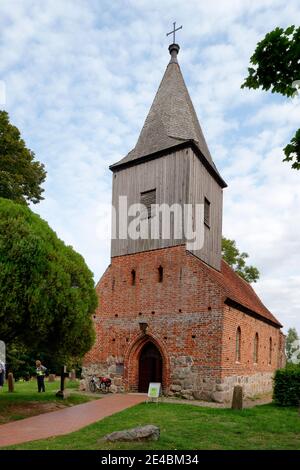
254, 333, 259, 363
131, 269, 136, 286
158, 265, 163, 283
269, 337, 272, 365
235, 327, 241, 362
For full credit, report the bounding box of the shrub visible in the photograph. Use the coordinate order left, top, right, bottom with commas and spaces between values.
273, 364, 300, 406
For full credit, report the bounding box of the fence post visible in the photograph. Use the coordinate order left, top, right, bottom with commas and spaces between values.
8, 372, 14, 393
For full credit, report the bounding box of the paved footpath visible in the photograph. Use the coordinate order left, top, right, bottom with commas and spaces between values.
0, 393, 146, 447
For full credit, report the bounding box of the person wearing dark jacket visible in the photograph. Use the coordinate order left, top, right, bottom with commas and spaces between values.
36, 360, 47, 392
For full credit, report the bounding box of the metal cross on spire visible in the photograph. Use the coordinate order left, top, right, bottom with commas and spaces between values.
166, 22, 183, 44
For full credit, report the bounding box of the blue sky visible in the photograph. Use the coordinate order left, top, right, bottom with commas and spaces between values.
1, 0, 300, 334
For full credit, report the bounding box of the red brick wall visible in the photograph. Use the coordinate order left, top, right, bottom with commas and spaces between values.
221, 305, 283, 380
84, 245, 283, 398
84, 245, 225, 391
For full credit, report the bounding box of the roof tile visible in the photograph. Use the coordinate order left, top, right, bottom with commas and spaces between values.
201, 257, 282, 327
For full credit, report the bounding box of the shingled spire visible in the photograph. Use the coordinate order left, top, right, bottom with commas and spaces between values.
111, 43, 225, 187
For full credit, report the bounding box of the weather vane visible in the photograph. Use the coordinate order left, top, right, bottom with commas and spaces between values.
166, 22, 183, 44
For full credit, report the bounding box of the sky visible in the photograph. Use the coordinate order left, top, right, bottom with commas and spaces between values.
0, 0, 300, 334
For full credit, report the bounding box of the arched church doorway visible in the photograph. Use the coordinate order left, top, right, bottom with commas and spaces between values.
138, 342, 162, 392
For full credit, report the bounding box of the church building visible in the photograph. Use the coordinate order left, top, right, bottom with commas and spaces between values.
83, 40, 285, 403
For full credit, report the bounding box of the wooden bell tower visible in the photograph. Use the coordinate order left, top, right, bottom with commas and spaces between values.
109, 42, 226, 271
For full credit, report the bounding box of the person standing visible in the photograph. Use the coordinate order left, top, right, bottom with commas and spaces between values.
0, 360, 5, 390
36, 360, 47, 392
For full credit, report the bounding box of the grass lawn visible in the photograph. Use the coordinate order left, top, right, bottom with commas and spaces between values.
0, 378, 97, 424
3, 402, 300, 450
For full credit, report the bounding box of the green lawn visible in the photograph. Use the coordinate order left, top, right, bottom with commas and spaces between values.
0, 378, 96, 424
3, 402, 300, 450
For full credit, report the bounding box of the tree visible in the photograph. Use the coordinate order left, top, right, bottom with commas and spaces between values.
285, 327, 300, 363
5, 341, 82, 379
222, 237, 260, 283
0, 198, 97, 363
5, 341, 36, 380
0, 110, 46, 204
242, 25, 300, 169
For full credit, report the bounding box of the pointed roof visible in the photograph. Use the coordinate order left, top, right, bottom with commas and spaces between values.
110, 44, 226, 188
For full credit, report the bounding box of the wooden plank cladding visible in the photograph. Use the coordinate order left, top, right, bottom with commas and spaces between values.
111, 146, 223, 271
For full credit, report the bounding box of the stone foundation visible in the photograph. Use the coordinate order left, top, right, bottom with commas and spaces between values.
167, 356, 275, 402
169, 358, 274, 403
82, 356, 125, 393
168, 355, 217, 401
83, 356, 274, 404
217, 372, 274, 403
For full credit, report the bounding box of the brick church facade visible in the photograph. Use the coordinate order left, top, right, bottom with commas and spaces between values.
83, 43, 285, 402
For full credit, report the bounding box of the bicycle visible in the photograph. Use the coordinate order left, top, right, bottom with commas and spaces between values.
89, 375, 112, 393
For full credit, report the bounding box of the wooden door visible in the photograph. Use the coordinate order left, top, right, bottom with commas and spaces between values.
138, 342, 162, 392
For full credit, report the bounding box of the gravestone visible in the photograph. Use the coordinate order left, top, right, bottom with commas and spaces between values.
79, 379, 86, 391
69, 369, 76, 381
48, 374, 55, 382
231, 385, 243, 410
8, 372, 14, 393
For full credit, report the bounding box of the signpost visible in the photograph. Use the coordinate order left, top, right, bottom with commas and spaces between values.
147, 382, 161, 403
